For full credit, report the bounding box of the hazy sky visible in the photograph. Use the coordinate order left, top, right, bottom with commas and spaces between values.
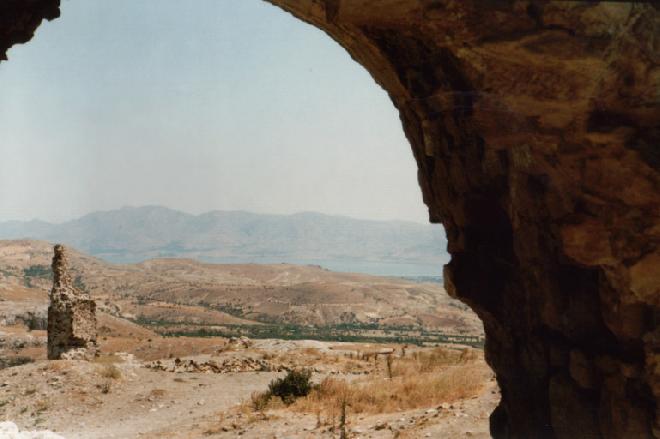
0, 0, 430, 224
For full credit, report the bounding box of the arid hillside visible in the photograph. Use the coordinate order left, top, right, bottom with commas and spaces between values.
0, 239, 492, 438
0, 240, 483, 343
0, 240, 492, 438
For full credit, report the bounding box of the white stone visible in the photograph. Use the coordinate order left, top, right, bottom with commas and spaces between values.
0, 422, 66, 439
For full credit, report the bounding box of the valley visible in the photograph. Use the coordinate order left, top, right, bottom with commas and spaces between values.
0, 239, 482, 349
0, 240, 493, 438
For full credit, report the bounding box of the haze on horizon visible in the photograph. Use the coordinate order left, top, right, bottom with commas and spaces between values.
0, 0, 433, 226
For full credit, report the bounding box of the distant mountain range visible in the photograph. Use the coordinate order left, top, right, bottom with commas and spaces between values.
0, 206, 448, 276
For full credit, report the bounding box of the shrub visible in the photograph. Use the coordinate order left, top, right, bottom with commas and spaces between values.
100, 381, 111, 394
250, 391, 272, 412
99, 364, 121, 380
267, 369, 314, 404
23, 265, 52, 278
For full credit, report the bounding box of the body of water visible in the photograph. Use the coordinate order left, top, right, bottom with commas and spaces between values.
199, 256, 447, 278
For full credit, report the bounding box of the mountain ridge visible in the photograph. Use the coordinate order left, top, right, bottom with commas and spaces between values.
0, 206, 448, 276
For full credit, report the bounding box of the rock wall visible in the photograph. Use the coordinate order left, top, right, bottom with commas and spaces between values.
266, 3, 660, 437
0, 0, 59, 61
1, 1, 658, 437
47, 244, 97, 360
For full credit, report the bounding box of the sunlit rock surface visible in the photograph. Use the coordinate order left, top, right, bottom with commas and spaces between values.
1, 1, 658, 437
47, 244, 97, 360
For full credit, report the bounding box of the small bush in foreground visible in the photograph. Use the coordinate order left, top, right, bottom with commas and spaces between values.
268, 369, 315, 404
99, 364, 122, 380
245, 369, 316, 412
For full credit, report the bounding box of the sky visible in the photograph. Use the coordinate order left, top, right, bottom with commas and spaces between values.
0, 0, 430, 224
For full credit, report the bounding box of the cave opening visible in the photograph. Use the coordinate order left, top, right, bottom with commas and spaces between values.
0, 0, 495, 435
1, 1, 658, 439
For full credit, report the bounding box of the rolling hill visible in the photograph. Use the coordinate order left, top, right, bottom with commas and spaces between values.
0, 240, 481, 338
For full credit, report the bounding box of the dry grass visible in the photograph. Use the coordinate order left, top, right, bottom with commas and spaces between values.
43, 361, 69, 373
289, 348, 489, 416
260, 348, 375, 375
98, 364, 122, 380
246, 391, 285, 413
395, 346, 478, 374
93, 353, 122, 364
149, 388, 166, 398
34, 399, 50, 414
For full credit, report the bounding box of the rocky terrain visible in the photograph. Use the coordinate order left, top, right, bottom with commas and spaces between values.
0, 240, 483, 342
0, 331, 495, 439
0, 241, 492, 438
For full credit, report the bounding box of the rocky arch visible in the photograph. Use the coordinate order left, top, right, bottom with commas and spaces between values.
1, 1, 658, 438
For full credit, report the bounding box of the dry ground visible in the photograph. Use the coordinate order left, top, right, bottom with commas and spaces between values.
0, 334, 497, 438
0, 240, 496, 437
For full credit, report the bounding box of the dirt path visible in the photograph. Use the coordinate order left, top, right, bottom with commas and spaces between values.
1, 340, 497, 439
62, 371, 280, 439
0, 359, 280, 439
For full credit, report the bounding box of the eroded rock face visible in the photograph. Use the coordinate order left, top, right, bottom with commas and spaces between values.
266, 3, 660, 437
1, 1, 658, 437
47, 244, 97, 360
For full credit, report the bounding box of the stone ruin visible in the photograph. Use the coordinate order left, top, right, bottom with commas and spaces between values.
146, 356, 281, 374
47, 244, 97, 360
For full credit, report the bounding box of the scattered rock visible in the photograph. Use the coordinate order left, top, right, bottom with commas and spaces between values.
374, 421, 388, 431
0, 421, 65, 439
227, 336, 252, 349
146, 356, 285, 374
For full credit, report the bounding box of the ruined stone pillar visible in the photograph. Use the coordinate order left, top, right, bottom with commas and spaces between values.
47, 244, 97, 360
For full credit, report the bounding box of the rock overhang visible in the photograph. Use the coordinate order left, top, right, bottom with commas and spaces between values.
1, 1, 658, 437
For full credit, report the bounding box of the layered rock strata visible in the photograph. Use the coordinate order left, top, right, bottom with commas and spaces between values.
1, 1, 658, 437
47, 244, 97, 360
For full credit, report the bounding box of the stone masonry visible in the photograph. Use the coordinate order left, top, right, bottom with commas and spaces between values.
47, 244, 97, 360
